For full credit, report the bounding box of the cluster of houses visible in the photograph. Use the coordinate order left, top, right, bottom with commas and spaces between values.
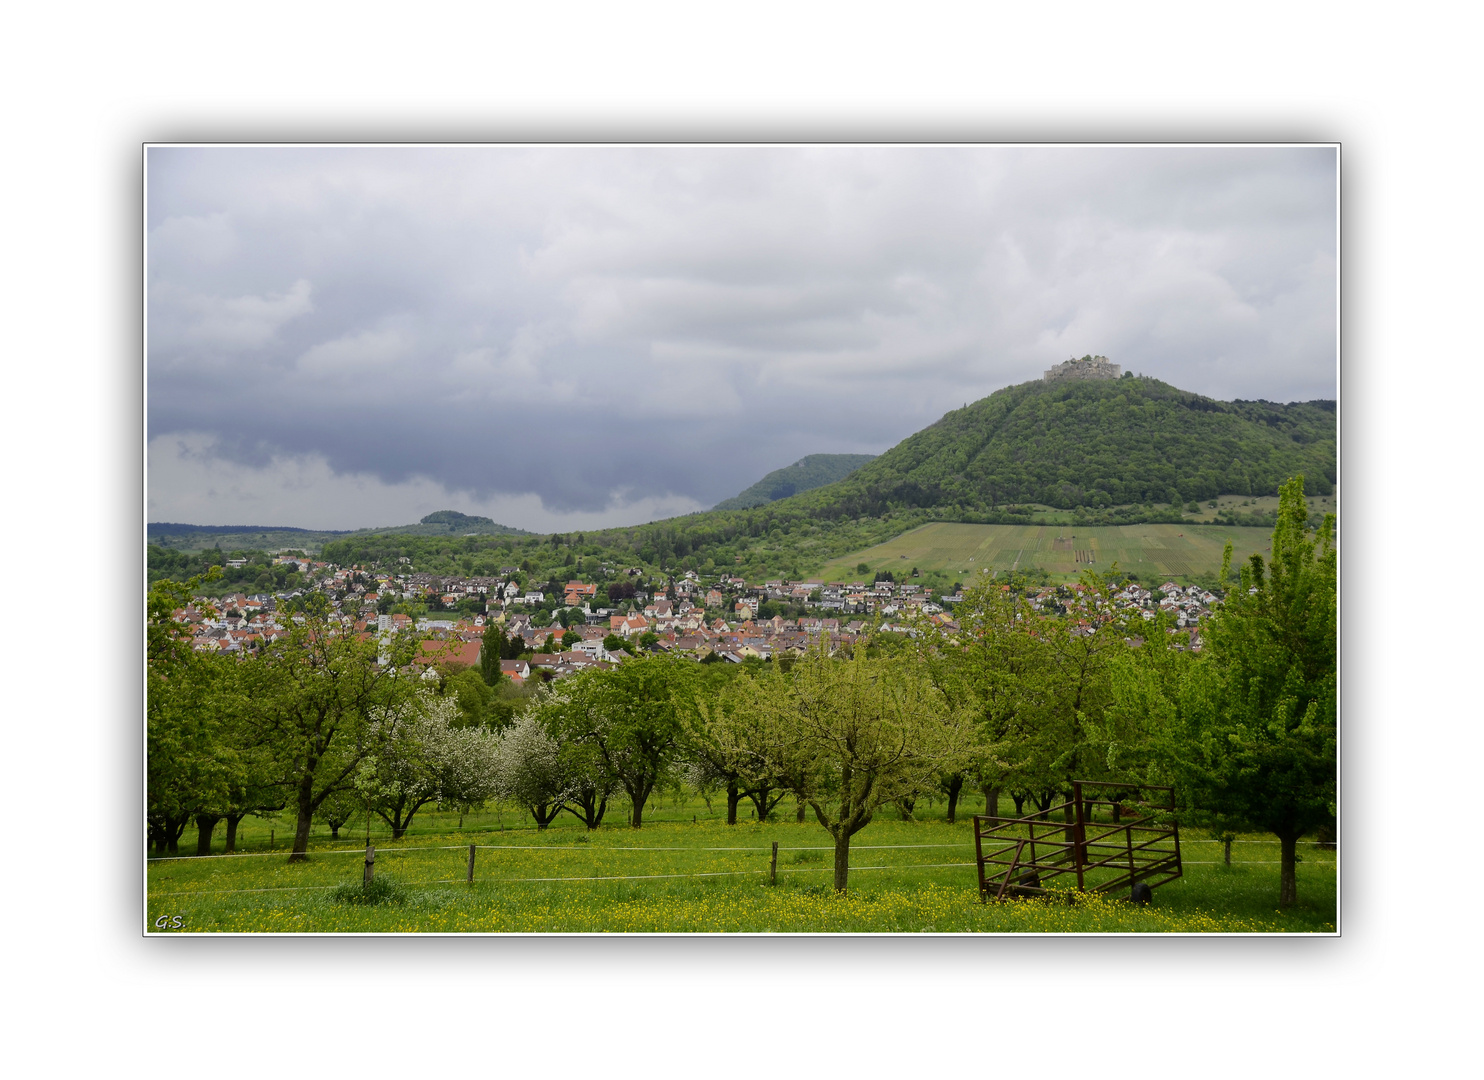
1111, 581, 1220, 630
171, 556, 1222, 674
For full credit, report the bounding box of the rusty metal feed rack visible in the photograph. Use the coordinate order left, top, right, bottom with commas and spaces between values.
973, 781, 1182, 901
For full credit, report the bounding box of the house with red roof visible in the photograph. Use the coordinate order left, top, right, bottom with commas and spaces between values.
413, 638, 481, 669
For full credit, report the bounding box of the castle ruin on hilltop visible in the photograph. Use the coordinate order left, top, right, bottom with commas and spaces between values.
1044, 355, 1122, 382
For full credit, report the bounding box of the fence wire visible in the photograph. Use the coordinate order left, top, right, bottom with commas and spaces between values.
148, 837, 1335, 863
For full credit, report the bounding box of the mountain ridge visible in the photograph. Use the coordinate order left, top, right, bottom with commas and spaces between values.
712, 453, 878, 511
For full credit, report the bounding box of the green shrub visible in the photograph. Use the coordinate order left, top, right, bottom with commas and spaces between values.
330, 876, 405, 906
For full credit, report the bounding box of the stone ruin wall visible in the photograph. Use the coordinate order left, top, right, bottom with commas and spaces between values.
1044, 355, 1122, 382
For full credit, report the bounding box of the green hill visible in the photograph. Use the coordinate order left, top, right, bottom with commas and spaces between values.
148, 513, 529, 553
712, 453, 878, 510
800, 375, 1334, 520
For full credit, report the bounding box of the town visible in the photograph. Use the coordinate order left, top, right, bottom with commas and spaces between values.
174, 552, 1222, 682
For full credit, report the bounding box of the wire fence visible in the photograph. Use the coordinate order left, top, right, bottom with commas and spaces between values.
148, 860, 985, 898
147, 837, 1336, 863
146, 834, 1335, 898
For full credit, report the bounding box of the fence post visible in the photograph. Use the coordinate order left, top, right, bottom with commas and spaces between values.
1224, 838, 1232, 866
364, 842, 375, 884
769, 841, 778, 886
269, 829, 273, 851
467, 843, 476, 883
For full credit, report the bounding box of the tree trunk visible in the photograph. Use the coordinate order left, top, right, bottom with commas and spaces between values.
983, 785, 1001, 818
1278, 832, 1299, 908
164, 812, 190, 854
194, 813, 220, 856
896, 797, 915, 821
726, 782, 741, 826
290, 775, 315, 861
796, 795, 806, 823
224, 813, 244, 854
1010, 791, 1027, 817
565, 789, 608, 830
833, 830, 852, 894
330, 822, 341, 840
945, 774, 963, 824
748, 786, 781, 821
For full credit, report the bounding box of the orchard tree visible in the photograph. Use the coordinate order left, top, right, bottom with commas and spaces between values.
915, 572, 1048, 821
527, 682, 618, 829
752, 638, 972, 892
357, 695, 502, 838
1168, 476, 1337, 907
689, 670, 809, 824
493, 711, 574, 828
547, 657, 692, 827
313, 787, 363, 840
246, 594, 422, 859
147, 571, 244, 855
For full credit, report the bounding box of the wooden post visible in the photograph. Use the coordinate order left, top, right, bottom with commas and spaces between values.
364, 842, 375, 884
1072, 781, 1085, 892
269, 829, 274, 851
467, 843, 476, 883
769, 841, 778, 885
1224, 838, 1232, 866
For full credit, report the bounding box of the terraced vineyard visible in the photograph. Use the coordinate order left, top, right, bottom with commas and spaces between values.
820, 522, 1275, 584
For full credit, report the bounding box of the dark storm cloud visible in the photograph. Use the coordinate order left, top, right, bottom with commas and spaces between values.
146, 145, 1337, 529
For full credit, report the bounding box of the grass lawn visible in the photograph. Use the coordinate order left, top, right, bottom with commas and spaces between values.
147, 796, 1336, 934
819, 522, 1278, 585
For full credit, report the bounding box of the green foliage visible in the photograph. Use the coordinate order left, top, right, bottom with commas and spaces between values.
817, 378, 1334, 515
330, 875, 405, 906
540, 657, 695, 827
244, 594, 425, 858
148, 544, 302, 592
1165, 477, 1337, 905
419, 510, 495, 528
146, 566, 268, 854
739, 638, 972, 891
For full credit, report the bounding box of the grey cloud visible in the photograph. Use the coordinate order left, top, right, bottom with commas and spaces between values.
146, 145, 1337, 528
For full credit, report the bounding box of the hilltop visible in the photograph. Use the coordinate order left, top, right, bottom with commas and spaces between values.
796, 375, 1335, 521
712, 453, 877, 510
148, 511, 529, 554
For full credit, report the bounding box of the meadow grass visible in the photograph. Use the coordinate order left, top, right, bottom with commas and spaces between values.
819, 522, 1279, 585
147, 809, 1336, 934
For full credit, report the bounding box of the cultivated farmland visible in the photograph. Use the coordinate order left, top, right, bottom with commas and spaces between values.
820, 522, 1275, 584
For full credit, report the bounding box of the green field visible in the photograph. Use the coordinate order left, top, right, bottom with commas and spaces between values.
820, 522, 1277, 584
146, 798, 1336, 934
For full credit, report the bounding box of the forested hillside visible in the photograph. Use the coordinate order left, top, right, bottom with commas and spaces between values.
713, 453, 877, 510
808, 376, 1334, 518
148, 511, 530, 554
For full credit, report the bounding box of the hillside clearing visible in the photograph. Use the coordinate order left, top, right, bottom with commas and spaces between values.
820, 522, 1276, 584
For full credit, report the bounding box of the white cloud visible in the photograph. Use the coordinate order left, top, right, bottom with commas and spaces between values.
297, 327, 411, 377
149, 278, 313, 358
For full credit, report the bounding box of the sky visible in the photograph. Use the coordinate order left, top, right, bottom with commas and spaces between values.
146, 145, 1338, 532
